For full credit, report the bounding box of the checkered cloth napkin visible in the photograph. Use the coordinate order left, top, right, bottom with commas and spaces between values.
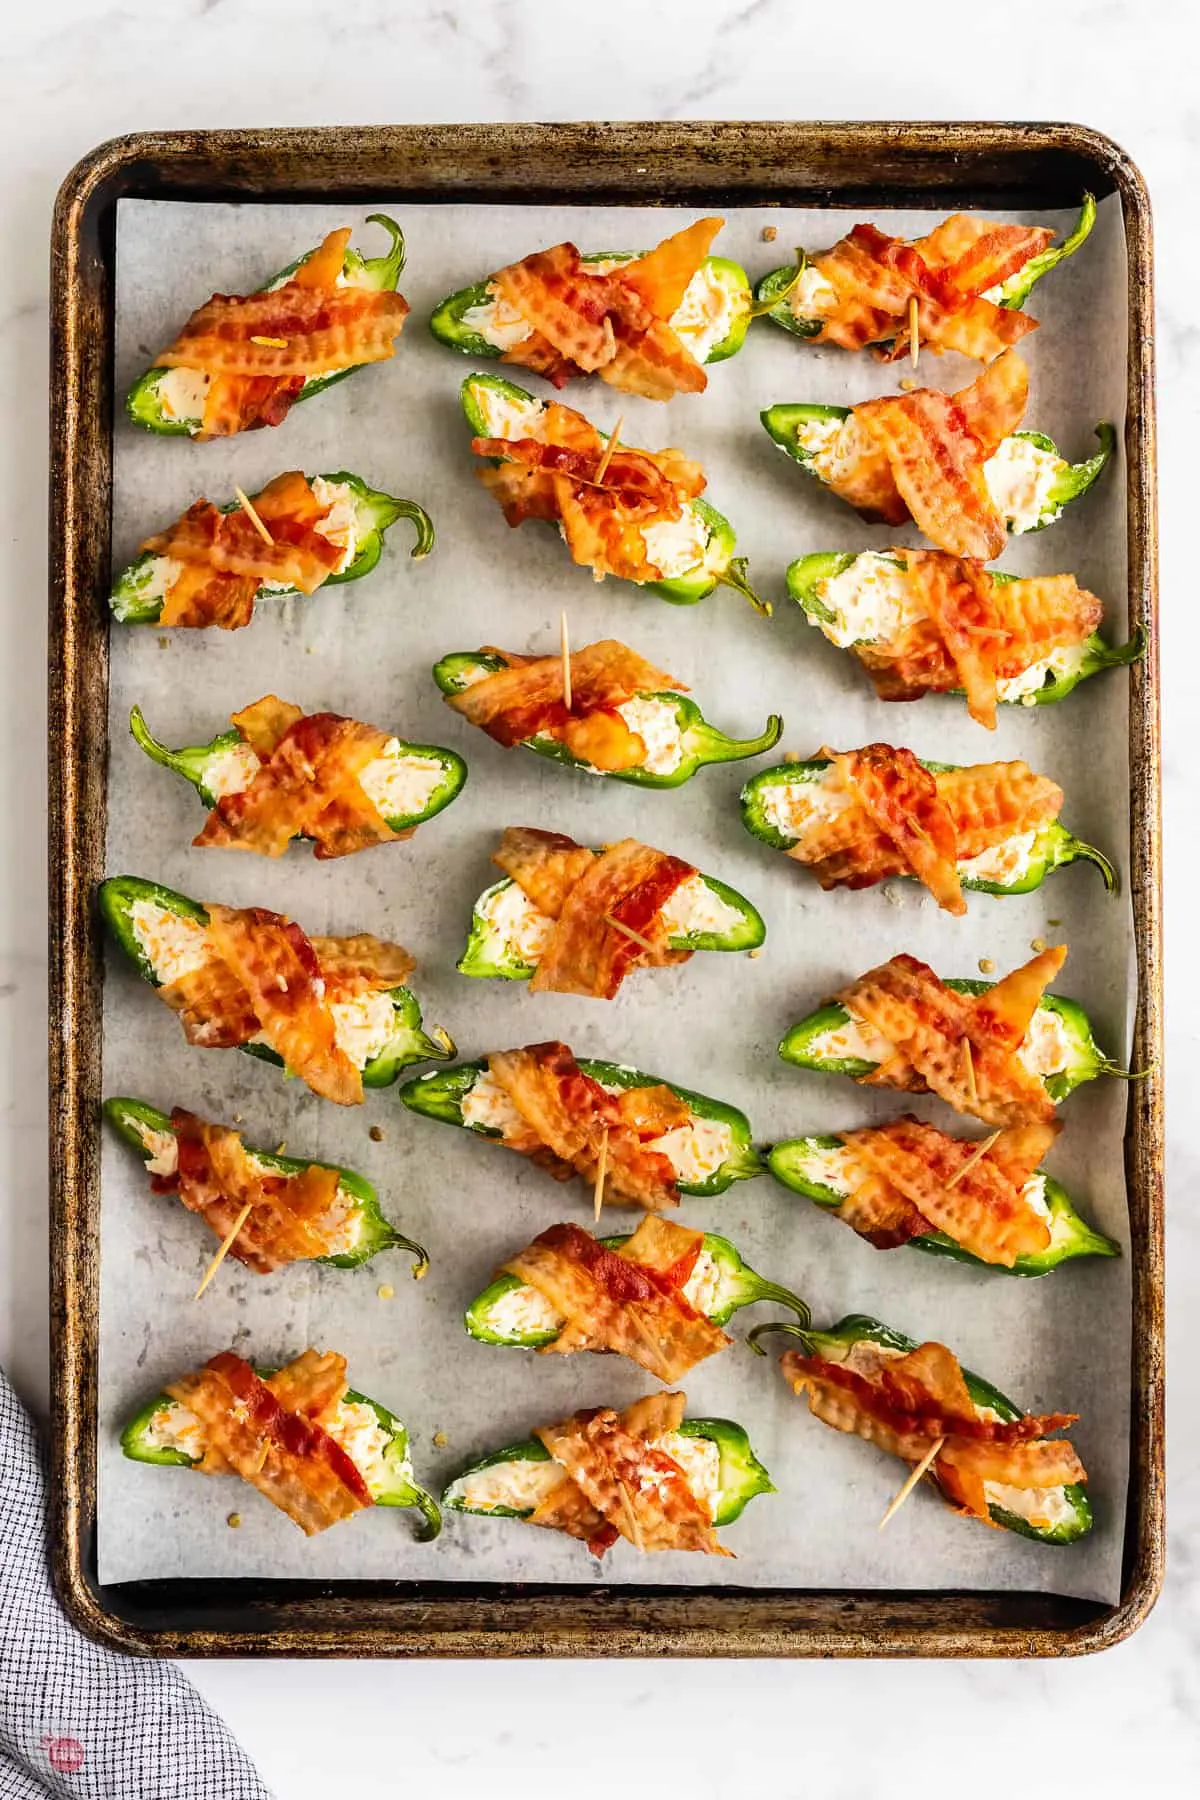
0, 1367, 272, 1799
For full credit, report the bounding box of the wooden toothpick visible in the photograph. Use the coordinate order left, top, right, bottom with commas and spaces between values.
250, 334, 289, 349
603, 913, 658, 956
878, 1435, 945, 1531
560, 609, 573, 711
594, 414, 624, 483
194, 1200, 254, 1299
593, 1126, 609, 1223
945, 1129, 1002, 1189
908, 296, 921, 371
234, 486, 275, 547
961, 1037, 978, 1109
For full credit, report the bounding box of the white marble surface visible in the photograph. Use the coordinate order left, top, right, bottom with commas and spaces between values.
0, 1, 1194, 1795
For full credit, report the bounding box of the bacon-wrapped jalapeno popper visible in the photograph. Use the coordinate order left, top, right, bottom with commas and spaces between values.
434, 638, 782, 787
400, 1041, 764, 1208
463, 373, 765, 610
127, 216, 409, 439
751, 1315, 1091, 1543
780, 947, 1128, 1123
768, 1116, 1118, 1277
762, 351, 1112, 560
466, 1218, 809, 1378
756, 196, 1095, 361
130, 698, 466, 859
105, 1098, 428, 1277
99, 877, 454, 1106
431, 216, 753, 395
740, 745, 1113, 914
786, 549, 1143, 724
442, 1391, 772, 1556
121, 1348, 440, 1539
458, 825, 764, 990
110, 470, 432, 631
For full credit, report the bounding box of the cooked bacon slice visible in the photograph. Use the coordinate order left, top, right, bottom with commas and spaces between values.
485, 1042, 682, 1210
834, 1172, 931, 1250
144, 472, 349, 630
534, 1390, 729, 1555
165, 1350, 371, 1534
491, 825, 694, 997
489, 219, 720, 401
194, 696, 408, 860
157, 905, 414, 1106
835, 947, 1067, 1125
780, 1339, 1082, 1523
805, 217, 1053, 362
153, 1107, 347, 1272
263, 1348, 350, 1422
835, 1115, 1058, 1266
156, 228, 408, 439
821, 745, 964, 914
503, 1217, 729, 1379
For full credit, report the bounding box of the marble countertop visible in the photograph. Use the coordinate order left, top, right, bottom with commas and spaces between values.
1, 1, 1193, 1793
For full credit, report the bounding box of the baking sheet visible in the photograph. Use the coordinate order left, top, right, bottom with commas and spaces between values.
98, 197, 1132, 1601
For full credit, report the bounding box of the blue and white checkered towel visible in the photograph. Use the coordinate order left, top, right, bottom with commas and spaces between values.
0, 1367, 272, 1799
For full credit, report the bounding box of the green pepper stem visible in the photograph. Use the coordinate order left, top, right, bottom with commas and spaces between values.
1072, 838, 1119, 892
364, 212, 407, 283
390, 499, 435, 560
747, 1281, 812, 1330
749, 249, 808, 318
717, 557, 771, 616
389, 1232, 431, 1280
746, 1319, 815, 1358
409, 1484, 443, 1542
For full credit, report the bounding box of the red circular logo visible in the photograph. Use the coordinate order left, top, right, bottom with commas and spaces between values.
43, 1737, 86, 1774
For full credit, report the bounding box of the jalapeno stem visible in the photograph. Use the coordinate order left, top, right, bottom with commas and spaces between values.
717, 556, 771, 616
746, 1319, 815, 1357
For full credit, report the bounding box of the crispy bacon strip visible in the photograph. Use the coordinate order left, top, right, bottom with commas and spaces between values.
152, 1108, 347, 1272
144, 472, 347, 630
485, 1042, 682, 1210
503, 1218, 729, 1379
165, 1350, 371, 1535
156, 229, 409, 439
492, 826, 695, 998
806, 217, 1053, 362
836, 948, 1067, 1125
157, 905, 414, 1106
824, 745, 964, 914
534, 1391, 729, 1556
194, 696, 408, 860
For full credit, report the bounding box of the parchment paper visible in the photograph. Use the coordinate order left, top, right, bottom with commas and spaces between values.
98, 196, 1133, 1601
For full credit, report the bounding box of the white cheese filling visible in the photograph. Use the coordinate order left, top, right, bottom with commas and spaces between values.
811, 552, 926, 648
787, 1141, 867, 1195
803, 1011, 897, 1065
612, 695, 685, 775
1016, 1008, 1073, 1079
640, 509, 710, 580
657, 876, 745, 940
956, 828, 1040, 886
327, 991, 400, 1070
983, 437, 1067, 534
787, 262, 838, 322
996, 643, 1088, 702
807, 1003, 1071, 1080
201, 738, 444, 823
470, 382, 547, 441
791, 413, 874, 489
462, 289, 535, 350
129, 554, 185, 605
155, 366, 212, 423
485, 1249, 723, 1339
479, 871, 742, 966
464, 263, 738, 364
457, 1431, 721, 1520
144, 1396, 395, 1485
756, 771, 855, 840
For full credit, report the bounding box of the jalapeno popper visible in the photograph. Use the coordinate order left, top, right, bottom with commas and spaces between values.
786, 549, 1143, 724
99, 877, 454, 1105
127, 216, 410, 439
431, 217, 752, 396
434, 638, 782, 787
130, 698, 466, 859
110, 471, 432, 631
443, 1391, 772, 1556
768, 1115, 1118, 1276
122, 1348, 441, 1539
780, 946, 1128, 1123
467, 1217, 810, 1379
751, 1316, 1090, 1543
105, 1098, 428, 1276
762, 350, 1112, 560
756, 196, 1095, 361
400, 1041, 764, 1209
463, 373, 765, 609
740, 746, 1114, 914
458, 825, 764, 990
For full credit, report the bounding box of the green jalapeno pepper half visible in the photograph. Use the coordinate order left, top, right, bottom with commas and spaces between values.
128, 705, 467, 842
120, 1369, 442, 1539
433, 650, 782, 787
740, 757, 1116, 897
767, 1134, 1118, 1278
779, 980, 1127, 1105
431, 250, 753, 366
750, 1313, 1092, 1543
761, 402, 1113, 537
399, 1056, 765, 1198
126, 214, 408, 436
98, 875, 455, 1087
456, 867, 765, 981
754, 195, 1097, 342
103, 1095, 429, 1274
109, 471, 433, 626
462, 372, 766, 611
785, 551, 1146, 708
465, 1228, 810, 1347
442, 1416, 773, 1528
